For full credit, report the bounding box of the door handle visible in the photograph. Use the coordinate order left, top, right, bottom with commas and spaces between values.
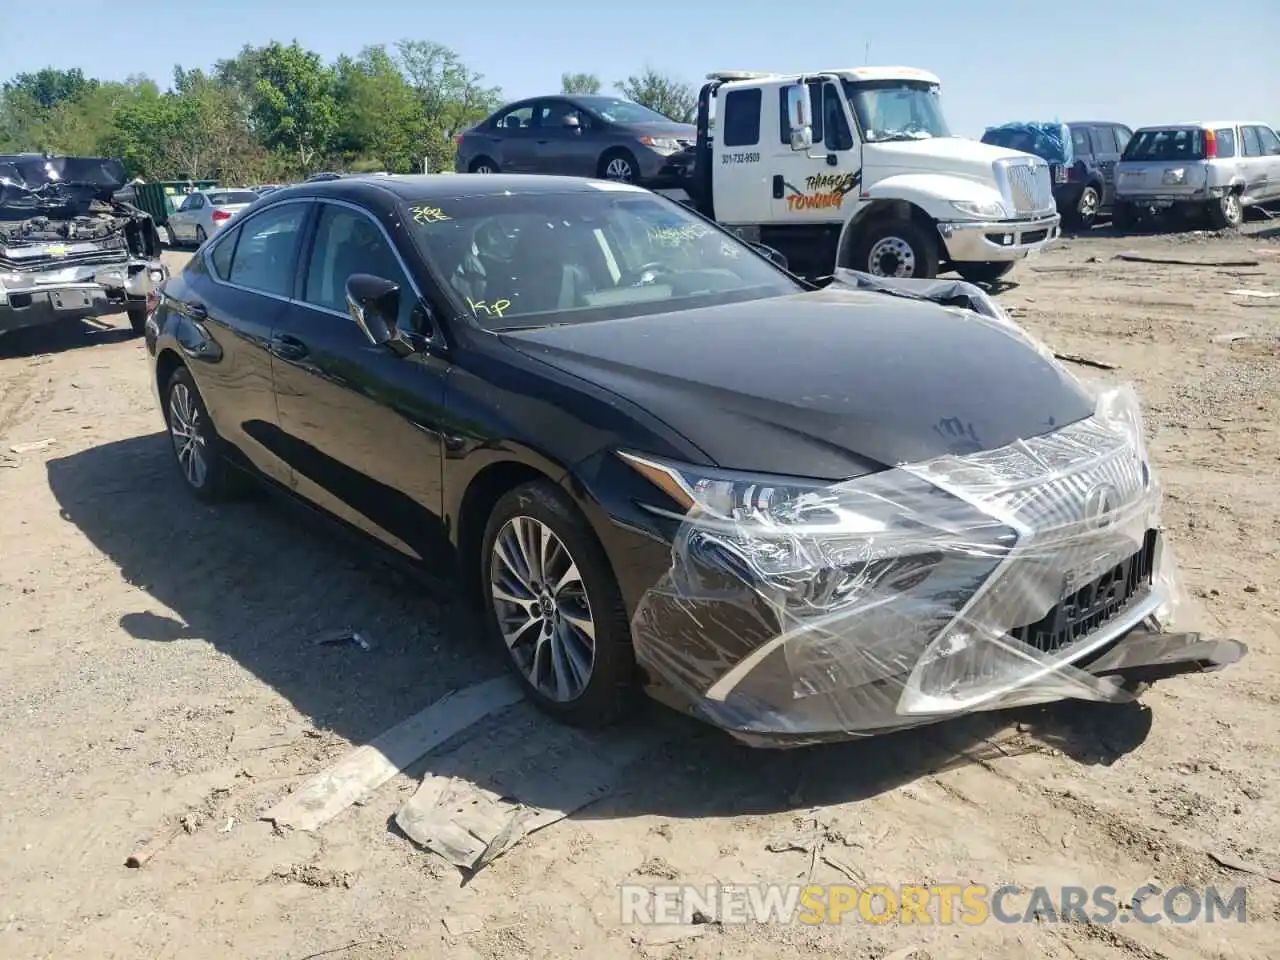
270, 333, 308, 361
187, 302, 208, 319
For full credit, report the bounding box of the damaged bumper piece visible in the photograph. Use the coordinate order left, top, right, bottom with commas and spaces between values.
0, 261, 168, 334
629, 272, 1246, 747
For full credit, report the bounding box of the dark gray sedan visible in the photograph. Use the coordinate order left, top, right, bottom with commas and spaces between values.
455, 95, 696, 187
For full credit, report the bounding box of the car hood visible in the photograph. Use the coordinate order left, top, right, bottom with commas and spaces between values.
499, 287, 1095, 480
0, 155, 129, 218
622, 121, 697, 140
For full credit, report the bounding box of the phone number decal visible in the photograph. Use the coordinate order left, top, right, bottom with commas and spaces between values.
722, 152, 761, 164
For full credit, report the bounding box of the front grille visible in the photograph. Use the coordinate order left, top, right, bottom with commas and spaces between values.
1009, 529, 1158, 653
1002, 160, 1055, 216
0, 241, 128, 272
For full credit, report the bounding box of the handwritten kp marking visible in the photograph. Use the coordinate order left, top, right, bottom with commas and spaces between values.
466, 297, 512, 318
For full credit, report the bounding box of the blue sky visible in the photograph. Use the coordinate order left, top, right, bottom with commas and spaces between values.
2, 0, 1276, 136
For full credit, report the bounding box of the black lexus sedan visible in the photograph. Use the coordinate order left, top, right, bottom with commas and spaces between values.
144, 174, 1242, 746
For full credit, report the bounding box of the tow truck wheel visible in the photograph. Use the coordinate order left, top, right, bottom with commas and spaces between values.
854, 219, 939, 280
955, 261, 1016, 286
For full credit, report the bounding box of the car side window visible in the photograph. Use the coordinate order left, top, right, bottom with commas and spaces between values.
1215, 128, 1237, 158
1071, 127, 1092, 157
303, 204, 420, 333
495, 105, 535, 131
226, 202, 307, 298
177, 194, 194, 212
821, 83, 854, 151
721, 89, 761, 147
1256, 126, 1280, 155
190, 194, 205, 210
209, 227, 239, 280
1241, 126, 1262, 157
538, 99, 585, 130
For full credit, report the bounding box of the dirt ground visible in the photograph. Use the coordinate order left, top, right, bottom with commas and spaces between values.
1, 222, 1278, 960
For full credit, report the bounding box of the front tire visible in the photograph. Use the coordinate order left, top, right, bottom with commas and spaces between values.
1206, 190, 1243, 230
853, 218, 940, 280
480, 480, 636, 728
599, 149, 639, 183
164, 366, 241, 502
955, 261, 1016, 285
1070, 185, 1101, 230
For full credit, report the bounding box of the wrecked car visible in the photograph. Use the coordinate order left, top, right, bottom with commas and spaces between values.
144, 175, 1245, 748
0, 154, 168, 337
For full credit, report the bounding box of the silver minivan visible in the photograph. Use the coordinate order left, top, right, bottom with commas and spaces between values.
1114, 121, 1280, 229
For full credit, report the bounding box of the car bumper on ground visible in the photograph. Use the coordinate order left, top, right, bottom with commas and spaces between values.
936, 212, 1061, 263
0, 259, 168, 335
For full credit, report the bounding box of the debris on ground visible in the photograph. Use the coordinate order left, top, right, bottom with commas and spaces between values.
312, 628, 374, 651
1054, 352, 1118, 370
395, 700, 654, 875
124, 822, 185, 868
8, 438, 57, 454
1115, 252, 1261, 268
262, 675, 525, 832
1226, 289, 1278, 299
1206, 849, 1280, 882
441, 913, 484, 937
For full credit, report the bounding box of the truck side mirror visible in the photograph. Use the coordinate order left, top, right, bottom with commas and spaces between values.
785, 84, 814, 151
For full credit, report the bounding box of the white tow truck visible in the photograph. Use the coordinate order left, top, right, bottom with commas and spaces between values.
677, 68, 1062, 282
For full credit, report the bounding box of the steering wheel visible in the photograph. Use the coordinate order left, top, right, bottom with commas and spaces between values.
618, 261, 669, 287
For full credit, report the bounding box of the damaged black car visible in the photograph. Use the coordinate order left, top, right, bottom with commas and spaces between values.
0, 154, 167, 337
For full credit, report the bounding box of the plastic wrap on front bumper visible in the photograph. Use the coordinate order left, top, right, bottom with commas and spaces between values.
629, 368, 1241, 747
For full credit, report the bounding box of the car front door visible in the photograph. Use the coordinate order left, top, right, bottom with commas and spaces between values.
1250, 125, 1280, 201
1240, 126, 1268, 201
269, 199, 452, 564
172, 198, 311, 487
532, 99, 597, 176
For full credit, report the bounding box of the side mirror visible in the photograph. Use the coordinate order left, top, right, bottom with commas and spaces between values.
563, 115, 581, 131
750, 241, 789, 270
345, 273, 414, 356
785, 84, 814, 151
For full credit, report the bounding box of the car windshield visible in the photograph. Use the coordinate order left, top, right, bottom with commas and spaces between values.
400, 189, 801, 330
1122, 128, 1206, 162
207, 191, 259, 206
577, 97, 676, 124
843, 80, 950, 142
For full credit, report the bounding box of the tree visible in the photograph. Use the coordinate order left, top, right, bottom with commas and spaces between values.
396, 39, 503, 172
615, 68, 696, 123
561, 72, 601, 95
3, 67, 98, 111
333, 46, 425, 173
251, 41, 338, 174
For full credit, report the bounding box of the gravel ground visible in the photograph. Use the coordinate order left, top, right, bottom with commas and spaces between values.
0, 222, 1277, 960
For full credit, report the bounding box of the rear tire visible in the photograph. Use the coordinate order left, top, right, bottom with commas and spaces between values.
479, 479, 637, 728
853, 218, 940, 280
469, 157, 499, 174
955, 261, 1016, 285
1069, 184, 1101, 230
1206, 190, 1243, 230
163, 366, 242, 503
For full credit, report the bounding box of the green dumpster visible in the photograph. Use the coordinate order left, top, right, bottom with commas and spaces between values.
133, 180, 218, 226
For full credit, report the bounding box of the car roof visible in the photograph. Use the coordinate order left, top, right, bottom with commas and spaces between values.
1136, 121, 1271, 131
265, 173, 651, 206
1063, 121, 1130, 128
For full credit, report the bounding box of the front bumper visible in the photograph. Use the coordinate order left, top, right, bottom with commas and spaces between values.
0, 258, 168, 334
627, 382, 1244, 747
936, 213, 1061, 263
637, 147, 697, 189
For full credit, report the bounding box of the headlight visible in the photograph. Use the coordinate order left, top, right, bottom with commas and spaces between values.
951, 199, 1006, 219
616, 451, 1015, 611
639, 136, 680, 153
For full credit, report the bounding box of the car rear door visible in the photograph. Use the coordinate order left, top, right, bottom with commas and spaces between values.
489, 103, 540, 173
169, 193, 197, 242
268, 199, 452, 565
1090, 125, 1124, 204
169, 198, 311, 487
1244, 125, 1280, 201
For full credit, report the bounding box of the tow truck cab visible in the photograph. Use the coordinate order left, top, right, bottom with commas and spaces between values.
688, 68, 1062, 283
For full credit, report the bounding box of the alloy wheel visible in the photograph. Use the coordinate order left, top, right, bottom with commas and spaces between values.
168, 382, 209, 490
605, 157, 634, 181
1079, 187, 1099, 222
489, 515, 596, 702
1223, 193, 1242, 226
867, 236, 916, 277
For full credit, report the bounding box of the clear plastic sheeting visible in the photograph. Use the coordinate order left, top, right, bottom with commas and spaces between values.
630, 369, 1183, 746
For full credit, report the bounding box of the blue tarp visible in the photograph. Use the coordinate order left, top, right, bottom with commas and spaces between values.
981, 121, 1073, 166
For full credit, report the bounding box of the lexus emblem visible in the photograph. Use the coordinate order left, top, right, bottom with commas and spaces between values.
1083, 483, 1120, 529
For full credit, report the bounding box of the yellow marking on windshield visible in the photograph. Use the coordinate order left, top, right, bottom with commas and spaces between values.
409, 205, 452, 224
466, 296, 512, 318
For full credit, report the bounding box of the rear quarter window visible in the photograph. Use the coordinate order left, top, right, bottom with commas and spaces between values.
1214, 128, 1237, 158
